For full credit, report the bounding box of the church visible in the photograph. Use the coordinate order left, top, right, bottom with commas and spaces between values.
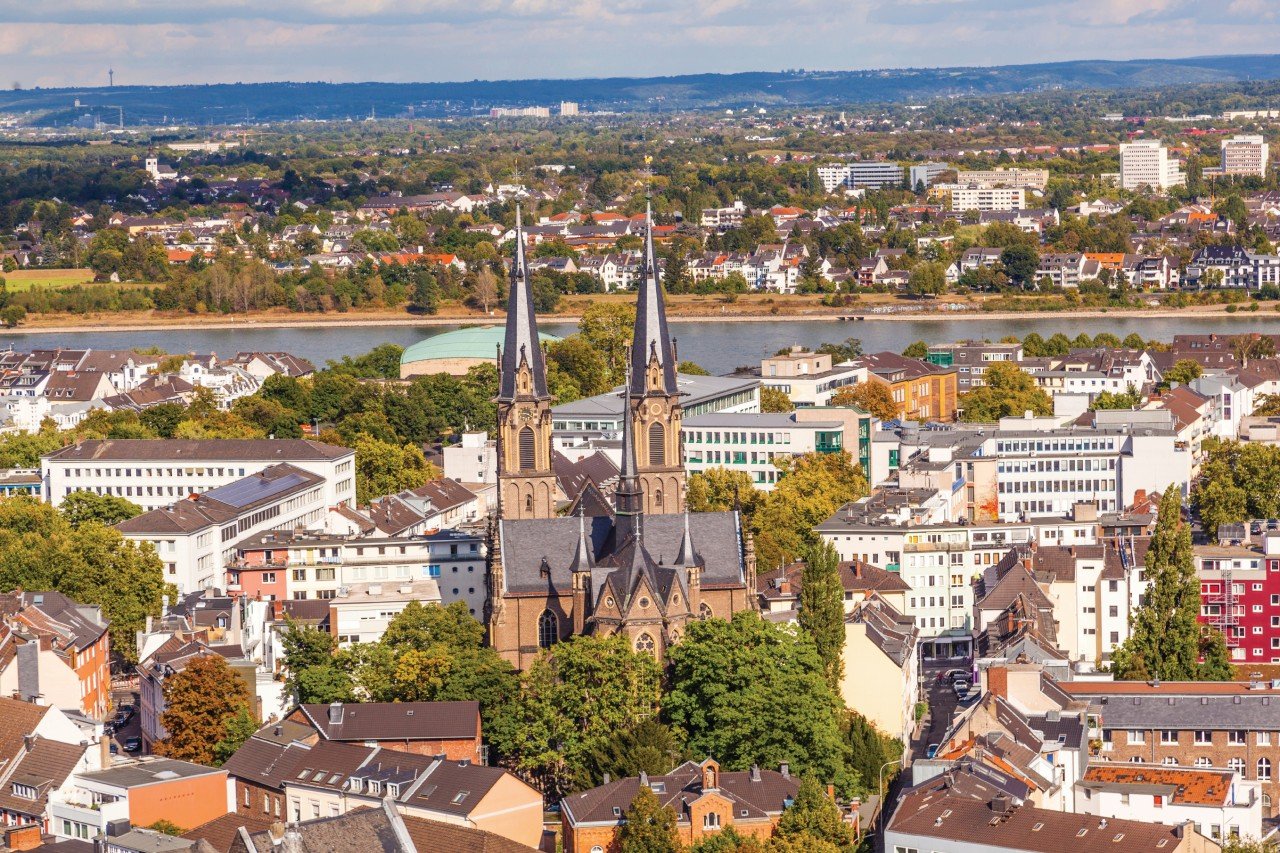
486, 207, 757, 669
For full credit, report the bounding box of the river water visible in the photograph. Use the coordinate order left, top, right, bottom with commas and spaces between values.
1, 315, 1277, 374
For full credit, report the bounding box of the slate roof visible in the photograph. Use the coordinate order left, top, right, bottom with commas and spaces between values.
0, 590, 108, 651
849, 595, 918, 668
219, 735, 311, 792
118, 464, 323, 535
231, 805, 537, 853
297, 701, 480, 742
1062, 682, 1280, 729
498, 510, 745, 596
561, 760, 798, 828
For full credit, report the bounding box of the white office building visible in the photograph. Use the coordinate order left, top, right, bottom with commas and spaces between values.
946, 184, 1026, 212
1119, 140, 1185, 190
42, 439, 355, 511
684, 410, 868, 490
1220, 134, 1270, 177
817, 162, 904, 191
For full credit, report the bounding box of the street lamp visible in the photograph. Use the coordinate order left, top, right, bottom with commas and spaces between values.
878, 755, 906, 807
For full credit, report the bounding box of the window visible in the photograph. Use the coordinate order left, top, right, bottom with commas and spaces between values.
537, 610, 558, 649
1160, 730, 1178, 744
703, 811, 721, 830
1195, 757, 1212, 767
699, 602, 713, 620
1261, 732, 1273, 746
1127, 730, 1144, 745
1230, 730, 1247, 745
636, 633, 655, 653
1194, 730, 1212, 745
518, 427, 536, 471
648, 422, 666, 466
1162, 757, 1178, 766
1229, 757, 1246, 774
1261, 759, 1273, 782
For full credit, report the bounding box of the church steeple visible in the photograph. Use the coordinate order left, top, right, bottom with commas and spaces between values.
495, 204, 556, 521
498, 206, 548, 402
614, 364, 645, 541
625, 201, 685, 516
629, 201, 678, 398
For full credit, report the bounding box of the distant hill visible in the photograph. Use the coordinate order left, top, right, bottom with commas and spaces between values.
5, 53, 1280, 125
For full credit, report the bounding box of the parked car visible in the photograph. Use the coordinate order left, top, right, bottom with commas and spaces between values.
123, 737, 141, 753
938, 668, 967, 683
952, 680, 972, 699
109, 742, 118, 756
926, 743, 939, 759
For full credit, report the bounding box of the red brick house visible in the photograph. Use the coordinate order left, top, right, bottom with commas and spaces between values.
286, 701, 483, 762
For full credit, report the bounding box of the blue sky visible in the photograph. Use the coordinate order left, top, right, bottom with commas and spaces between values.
2, 0, 1278, 88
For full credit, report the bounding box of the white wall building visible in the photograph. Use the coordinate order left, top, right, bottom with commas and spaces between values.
946, 184, 1026, 212
1219, 134, 1269, 177
42, 438, 355, 511
1119, 140, 1186, 190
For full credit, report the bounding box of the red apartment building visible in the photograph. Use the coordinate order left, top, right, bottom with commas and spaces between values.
1197, 536, 1280, 665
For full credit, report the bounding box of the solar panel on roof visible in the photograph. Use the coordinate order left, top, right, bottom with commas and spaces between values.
204, 471, 310, 508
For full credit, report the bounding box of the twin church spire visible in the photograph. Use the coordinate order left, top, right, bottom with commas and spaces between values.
496, 202, 684, 520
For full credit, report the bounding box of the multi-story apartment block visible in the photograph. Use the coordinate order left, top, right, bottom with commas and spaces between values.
908, 162, 950, 189
43, 438, 354, 511
953, 167, 1050, 189
1077, 763, 1263, 844
861, 351, 958, 423
757, 347, 866, 406
699, 200, 746, 230
817, 161, 904, 191
1068, 680, 1280, 817
1195, 535, 1280, 664
1219, 134, 1269, 177
229, 528, 487, 618
925, 340, 1023, 391
118, 463, 342, 594
684, 407, 873, 490
944, 184, 1026, 211
1119, 140, 1186, 190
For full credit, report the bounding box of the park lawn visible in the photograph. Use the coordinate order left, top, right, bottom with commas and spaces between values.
3, 268, 97, 291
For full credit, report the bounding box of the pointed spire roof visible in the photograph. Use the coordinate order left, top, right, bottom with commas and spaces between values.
614, 363, 644, 524
498, 205, 549, 401
569, 510, 594, 573
630, 201, 678, 397
675, 511, 700, 566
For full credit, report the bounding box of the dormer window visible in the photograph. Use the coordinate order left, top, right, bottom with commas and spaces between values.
387, 784, 400, 798
12, 783, 36, 800
367, 781, 380, 795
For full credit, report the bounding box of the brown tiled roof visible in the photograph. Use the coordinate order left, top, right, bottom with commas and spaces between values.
0, 697, 49, 772
0, 737, 86, 817
402, 479, 477, 514
220, 736, 311, 792
404, 758, 509, 817
364, 496, 424, 536
756, 560, 909, 601
562, 761, 797, 827
183, 811, 276, 853
401, 814, 537, 852
296, 701, 480, 742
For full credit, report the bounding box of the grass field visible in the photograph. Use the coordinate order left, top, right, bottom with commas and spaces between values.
2, 269, 96, 291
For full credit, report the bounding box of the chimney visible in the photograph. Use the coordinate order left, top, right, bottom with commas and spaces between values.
5, 825, 43, 852
987, 666, 1009, 699
639, 771, 649, 787
602, 772, 611, 784
780, 763, 790, 779
268, 823, 286, 847
750, 765, 761, 782
328, 702, 344, 725
99, 733, 111, 768
283, 825, 304, 853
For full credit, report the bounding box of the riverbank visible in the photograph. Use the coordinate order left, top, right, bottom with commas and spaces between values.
2, 301, 1274, 336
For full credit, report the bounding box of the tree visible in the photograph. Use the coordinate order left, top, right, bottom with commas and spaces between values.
678, 360, 710, 376
154, 654, 253, 765
1193, 440, 1280, 535
1255, 394, 1280, 417
665, 612, 854, 792
489, 635, 660, 797
686, 468, 766, 518
1160, 359, 1203, 391
753, 453, 868, 571
140, 403, 187, 438
829, 382, 896, 422
907, 261, 947, 297
1000, 244, 1040, 287
352, 433, 437, 503
589, 719, 685, 785
617, 787, 680, 853
579, 302, 635, 385
901, 340, 929, 359
761, 387, 795, 413
213, 705, 259, 765
2, 305, 26, 328
799, 541, 845, 690
471, 267, 499, 313
280, 619, 338, 698
547, 336, 609, 402
1112, 485, 1231, 682
815, 338, 862, 362
59, 490, 141, 527
1091, 388, 1142, 410
147, 820, 186, 836
958, 362, 1052, 422
775, 777, 855, 848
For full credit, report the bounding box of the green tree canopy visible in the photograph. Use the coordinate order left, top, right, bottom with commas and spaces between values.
752, 452, 869, 571
59, 490, 142, 527
799, 541, 846, 690
617, 786, 681, 853
958, 362, 1052, 422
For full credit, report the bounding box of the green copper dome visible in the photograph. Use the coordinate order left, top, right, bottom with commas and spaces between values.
400, 325, 560, 367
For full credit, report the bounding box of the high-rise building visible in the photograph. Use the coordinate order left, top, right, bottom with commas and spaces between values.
559, 101, 579, 116
1220, 134, 1269, 177
1119, 140, 1185, 190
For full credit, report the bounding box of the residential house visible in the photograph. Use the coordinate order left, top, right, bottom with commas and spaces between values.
839, 594, 920, 746
0, 591, 111, 719
285, 701, 482, 762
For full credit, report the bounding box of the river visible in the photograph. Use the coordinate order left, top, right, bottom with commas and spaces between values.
0, 315, 1276, 374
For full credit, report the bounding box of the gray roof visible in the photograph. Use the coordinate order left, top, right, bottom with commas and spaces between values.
685, 413, 841, 429
552, 374, 758, 420
45, 438, 352, 463
76, 757, 224, 788
630, 204, 678, 398
1069, 686, 1280, 730
297, 701, 480, 742
498, 511, 745, 596
498, 208, 549, 401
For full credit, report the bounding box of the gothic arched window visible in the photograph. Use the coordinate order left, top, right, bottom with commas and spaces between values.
699, 602, 713, 620
635, 633, 655, 653
537, 611, 558, 649
648, 422, 665, 466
